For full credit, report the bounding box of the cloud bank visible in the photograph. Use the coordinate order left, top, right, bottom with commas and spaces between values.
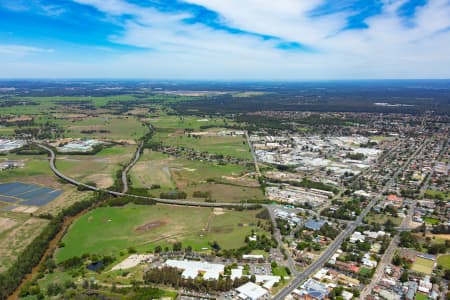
1, 0, 450, 79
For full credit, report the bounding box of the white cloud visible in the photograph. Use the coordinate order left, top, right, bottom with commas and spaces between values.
2, 0, 450, 79
0, 44, 54, 56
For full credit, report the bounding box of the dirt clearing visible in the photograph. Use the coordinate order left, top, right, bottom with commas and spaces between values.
135, 219, 167, 233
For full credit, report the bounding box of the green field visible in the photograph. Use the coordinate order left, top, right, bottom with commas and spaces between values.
149, 115, 250, 160
64, 116, 148, 140
424, 189, 450, 201
411, 257, 435, 275
437, 254, 450, 270
424, 217, 440, 225
129, 149, 263, 202
56, 145, 135, 188
150, 115, 232, 131
0, 155, 53, 181
272, 266, 290, 277
56, 204, 268, 262
415, 293, 428, 300
365, 213, 402, 226
152, 132, 252, 160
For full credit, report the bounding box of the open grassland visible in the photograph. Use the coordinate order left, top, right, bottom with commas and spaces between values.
150, 115, 233, 131
56, 145, 135, 188
0, 155, 52, 180
56, 204, 268, 262
153, 133, 252, 160
129, 150, 263, 202
0, 126, 14, 136
64, 116, 148, 141
411, 257, 435, 275
437, 254, 450, 270
149, 115, 251, 159
184, 183, 264, 203
0, 155, 67, 193
129, 150, 177, 189
0, 211, 49, 272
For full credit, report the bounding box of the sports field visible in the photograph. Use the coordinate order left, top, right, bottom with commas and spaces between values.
411, 257, 435, 275
56, 204, 268, 262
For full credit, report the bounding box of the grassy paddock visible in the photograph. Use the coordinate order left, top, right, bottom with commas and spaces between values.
411, 257, 435, 275
437, 254, 450, 270
56, 204, 268, 262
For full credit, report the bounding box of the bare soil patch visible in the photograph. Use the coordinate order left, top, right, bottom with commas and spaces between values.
84, 173, 114, 189
135, 219, 167, 233
0, 217, 17, 233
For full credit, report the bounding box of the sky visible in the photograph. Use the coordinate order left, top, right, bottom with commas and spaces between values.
1, 0, 450, 80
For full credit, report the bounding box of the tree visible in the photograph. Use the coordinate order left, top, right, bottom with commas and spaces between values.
400, 270, 409, 282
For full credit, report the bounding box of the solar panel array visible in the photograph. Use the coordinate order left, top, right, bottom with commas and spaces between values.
0, 182, 63, 208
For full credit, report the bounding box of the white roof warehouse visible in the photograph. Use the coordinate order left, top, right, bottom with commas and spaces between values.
164, 259, 224, 280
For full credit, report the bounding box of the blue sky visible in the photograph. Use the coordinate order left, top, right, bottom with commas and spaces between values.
1, 0, 450, 79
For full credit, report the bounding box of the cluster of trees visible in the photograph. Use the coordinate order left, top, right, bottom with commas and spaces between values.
80, 129, 111, 134
399, 231, 421, 249
220, 234, 277, 258
0, 191, 106, 299
144, 266, 250, 293
345, 152, 366, 160
59, 253, 115, 273
11, 144, 48, 155
431, 224, 450, 234
193, 191, 212, 199
276, 218, 292, 236
159, 190, 187, 199
102, 195, 156, 207
292, 179, 338, 194
424, 238, 449, 255
318, 223, 340, 239
322, 198, 362, 220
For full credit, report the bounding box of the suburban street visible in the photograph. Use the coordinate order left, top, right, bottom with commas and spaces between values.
266, 205, 299, 276
273, 139, 429, 300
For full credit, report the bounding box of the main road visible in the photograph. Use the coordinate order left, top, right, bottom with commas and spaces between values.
121, 141, 144, 193
38, 144, 259, 209
273, 139, 429, 300
245, 131, 261, 177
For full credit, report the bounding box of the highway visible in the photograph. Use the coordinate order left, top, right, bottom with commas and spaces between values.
273, 139, 429, 300
38, 144, 259, 209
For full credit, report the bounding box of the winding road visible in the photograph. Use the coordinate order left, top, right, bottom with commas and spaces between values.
121, 141, 144, 193
38, 144, 259, 209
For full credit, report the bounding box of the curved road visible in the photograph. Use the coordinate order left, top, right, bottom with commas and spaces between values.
121, 141, 144, 193
38, 144, 259, 209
